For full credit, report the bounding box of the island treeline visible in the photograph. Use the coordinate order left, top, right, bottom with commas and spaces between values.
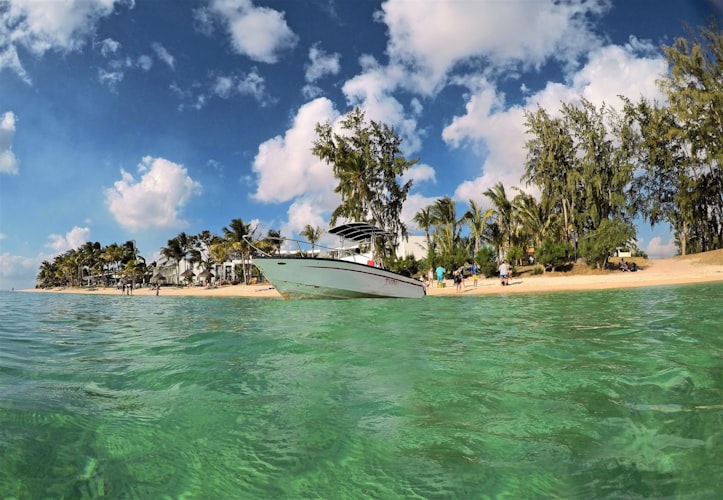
37, 23, 721, 287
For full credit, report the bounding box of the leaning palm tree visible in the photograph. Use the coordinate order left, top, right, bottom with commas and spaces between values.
300, 225, 322, 256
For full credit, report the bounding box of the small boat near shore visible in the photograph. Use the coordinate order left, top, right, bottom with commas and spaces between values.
248, 223, 426, 299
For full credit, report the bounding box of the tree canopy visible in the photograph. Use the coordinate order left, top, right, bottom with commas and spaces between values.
312, 107, 418, 249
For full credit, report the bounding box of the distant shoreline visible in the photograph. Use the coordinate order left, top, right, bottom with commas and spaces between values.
19, 250, 723, 298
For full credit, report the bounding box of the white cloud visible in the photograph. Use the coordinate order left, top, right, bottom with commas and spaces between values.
402, 163, 436, 186
211, 70, 268, 103
100, 37, 121, 57
645, 236, 677, 259
0, 111, 19, 175
378, 0, 610, 95
105, 156, 202, 230
252, 97, 338, 204
97, 68, 124, 89
0, 225, 91, 289
0, 252, 37, 290
305, 43, 340, 82
137, 54, 152, 71
205, 0, 298, 63
151, 42, 175, 69
46, 226, 91, 253
281, 198, 334, 242
0, 0, 129, 81
342, 56, 423, 154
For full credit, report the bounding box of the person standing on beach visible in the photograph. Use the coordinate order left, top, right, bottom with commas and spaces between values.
427, 267, 434, 288
454, 269, 463, 293
435, 265, 446, 288
498, 260, 509, 286
471, 261, 479, 287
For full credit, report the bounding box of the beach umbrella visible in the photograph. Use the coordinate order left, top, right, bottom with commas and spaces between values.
180, 269, 195, 279
151, 274, 166, 284
199, 269, 214, 279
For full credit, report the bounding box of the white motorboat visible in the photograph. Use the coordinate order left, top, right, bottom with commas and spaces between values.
248, 223, 426, 299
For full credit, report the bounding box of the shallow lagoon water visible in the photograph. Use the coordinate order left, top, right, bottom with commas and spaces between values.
1, 284, 721, 498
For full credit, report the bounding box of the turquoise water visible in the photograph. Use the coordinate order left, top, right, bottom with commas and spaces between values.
1, 285, 721, 499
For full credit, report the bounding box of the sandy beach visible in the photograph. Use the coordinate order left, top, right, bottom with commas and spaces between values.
21, 249, 723, 298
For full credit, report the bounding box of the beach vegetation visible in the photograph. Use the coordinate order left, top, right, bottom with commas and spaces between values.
475, 246, 498, 278
160, 234, 190, 287
222, 218, 257, 285
537, 238, 572, 271
313, 107, 417, 251
463, 199, 494, 257
413, 206, 434, 261
578, 217, 637, 269
623, 21, 723, 255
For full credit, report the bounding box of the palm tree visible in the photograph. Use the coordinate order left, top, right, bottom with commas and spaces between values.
430, 196, 460, 257
483, 183, 514, 260
413, 206, 434, 256
160, 236, 187, 285
77, 241, 101, 286
300, 225, 322, 256
101, 243, 125, 286
463, 200, 494, 256
223, 218, 256, 284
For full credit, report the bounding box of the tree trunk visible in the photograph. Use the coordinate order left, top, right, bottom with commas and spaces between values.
681, 219, 687, 256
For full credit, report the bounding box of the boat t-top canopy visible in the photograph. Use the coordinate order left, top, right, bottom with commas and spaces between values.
329, 222, 393, 241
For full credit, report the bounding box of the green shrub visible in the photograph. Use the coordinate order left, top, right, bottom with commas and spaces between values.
475, 246, 497, 278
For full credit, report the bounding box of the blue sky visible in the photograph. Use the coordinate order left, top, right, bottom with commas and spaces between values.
1, 0, 721, 290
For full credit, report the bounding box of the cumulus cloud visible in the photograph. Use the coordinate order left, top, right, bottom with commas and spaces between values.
402, 163, 436, 186
342, 56, 424, 154
202, 0, 298, 63
0, 0, 130, 82
105, 156, 202, 230
378, 0, 609, 95
0, 111, 19, 175
251, 98, 347, 237
252, 97, 338, 204
46, 226, 91, 253
645, 236, 677, 259
305, 43, 340, 83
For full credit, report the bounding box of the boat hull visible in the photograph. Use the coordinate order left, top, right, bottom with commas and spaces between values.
253, 257, 426, 299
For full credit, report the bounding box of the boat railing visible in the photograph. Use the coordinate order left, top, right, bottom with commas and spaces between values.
243, 235, 359, 259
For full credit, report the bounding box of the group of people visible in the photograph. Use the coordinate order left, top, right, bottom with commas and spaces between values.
619, 258, 638, 272
423, 260, 510, 291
